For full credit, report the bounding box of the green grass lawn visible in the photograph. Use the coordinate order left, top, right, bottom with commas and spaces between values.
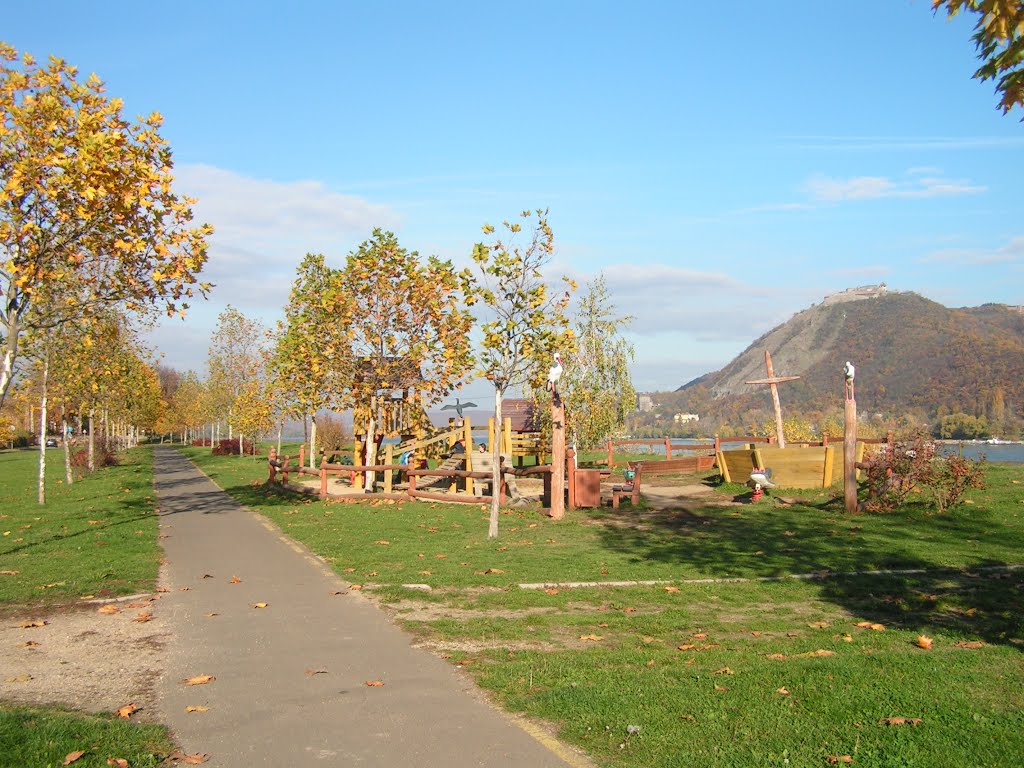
0, 447, 162, 608
180, 446, 1024, 768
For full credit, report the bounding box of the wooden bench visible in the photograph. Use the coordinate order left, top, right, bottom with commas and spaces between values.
610, 455, 716, 509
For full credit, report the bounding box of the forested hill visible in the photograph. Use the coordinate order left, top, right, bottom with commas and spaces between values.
674, 292, 1024, 424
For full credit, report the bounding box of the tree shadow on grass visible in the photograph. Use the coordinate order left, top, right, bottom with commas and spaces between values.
590, 496, 1024, 650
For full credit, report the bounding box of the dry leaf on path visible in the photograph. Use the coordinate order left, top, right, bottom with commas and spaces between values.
19, 619, 47, 628
134, 611, 153, 623
182, 675, 215, 686
114, 703, 138, 719
166, 752, 209, 764
62, 752, 87, 765
252, 602, 268, 609
5, 674, 32, 682
305, 668, 327, 676
229, 576, 242, 584
185, 705, 210, 713
97, 605, 120, 615
365, 680, 385, 687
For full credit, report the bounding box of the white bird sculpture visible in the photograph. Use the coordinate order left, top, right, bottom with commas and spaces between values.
844, 361, 855, 399
440, 397, 477, 418
546, 353, 563, 393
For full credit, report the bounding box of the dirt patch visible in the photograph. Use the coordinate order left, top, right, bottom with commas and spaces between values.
1, 595, 165, 719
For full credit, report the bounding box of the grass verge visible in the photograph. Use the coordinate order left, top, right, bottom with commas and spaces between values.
182, 446, 1024, 767
0, 705, 176, 768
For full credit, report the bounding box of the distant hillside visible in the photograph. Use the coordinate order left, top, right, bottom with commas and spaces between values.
671, 292, 1024, 427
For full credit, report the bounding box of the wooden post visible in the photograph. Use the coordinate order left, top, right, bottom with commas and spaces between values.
746, 350, 800, 449
844, 382, 858, 514
550, 396, 566, 519
299, 444, 305, 469
664, 437, 672, 458
567, 447, 577, 509
607, 439, 613, 468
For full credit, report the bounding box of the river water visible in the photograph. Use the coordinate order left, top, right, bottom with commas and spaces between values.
659, 439, 1024, 464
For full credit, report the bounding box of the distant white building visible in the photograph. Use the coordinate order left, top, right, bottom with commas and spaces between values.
674, 413, 699, 423
822, 283, 888, 305
637, 394, 654, 413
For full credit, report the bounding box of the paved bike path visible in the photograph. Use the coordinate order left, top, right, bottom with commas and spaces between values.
153, 446, 583, 767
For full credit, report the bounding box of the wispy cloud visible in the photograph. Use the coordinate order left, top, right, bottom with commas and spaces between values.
804, 173, 985, 201
782, 135, 1024, 152
923, 236, 1024, 265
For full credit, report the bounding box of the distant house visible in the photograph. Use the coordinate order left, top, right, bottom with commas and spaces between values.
673, 413, 699, 423
637, 395, 654, 413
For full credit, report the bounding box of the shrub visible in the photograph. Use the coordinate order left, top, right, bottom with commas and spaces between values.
860, 431, 985, 514
70, 444, 118, 470
212, 438, 257, 456
315, 414, 351, 453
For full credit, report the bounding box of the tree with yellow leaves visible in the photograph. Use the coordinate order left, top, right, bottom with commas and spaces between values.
0, 43, 212, 408
464, 210, 575, 538
934, 0, 1024, 116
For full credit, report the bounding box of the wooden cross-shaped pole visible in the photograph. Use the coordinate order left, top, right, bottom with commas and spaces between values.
745, 350, 800, 448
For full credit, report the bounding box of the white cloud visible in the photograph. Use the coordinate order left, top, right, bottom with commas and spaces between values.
804, 172, 985, 201
923, 235, 1024, 265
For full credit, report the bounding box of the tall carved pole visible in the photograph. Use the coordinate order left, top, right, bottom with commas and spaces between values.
746, 350, 800, 449
843, 361, 858, 514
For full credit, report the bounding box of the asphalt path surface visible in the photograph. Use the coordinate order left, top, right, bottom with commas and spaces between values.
153, 446, 584, 767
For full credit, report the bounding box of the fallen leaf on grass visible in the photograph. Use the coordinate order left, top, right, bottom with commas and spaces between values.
623, 606, 637, 613
97, 605, 120, 615
808, 621, 830, 629
713, 667, 734, 675
182, 675, 215, 686
374, 540, 391, 545
955, 640, 985, 649
114, 703, 138, 719
365, 680, 385, 687
880, 717, 922, 726
663, 586, 680, 593
692, 632, 708, 640
62, 751, 87, 765
825, 757, 854, 764
766, 653, 788, 660
854, 621, 886, 631
185, 705, 209, 713
713, 684, 729, 691
19, 619, 47, 628
579, 634, 604, 642
797, 649, 835, 658
349, 584, 364, 591
777, 687, 791, 696
915, 635, 934, 650
252, 602, 268, 609
0, 570, 18, 576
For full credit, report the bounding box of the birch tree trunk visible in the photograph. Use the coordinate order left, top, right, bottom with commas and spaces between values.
37, 355, 49, 505
488, 389, 504, 538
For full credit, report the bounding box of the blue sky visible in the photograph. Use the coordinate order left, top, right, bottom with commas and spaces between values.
6, 1, 1023, 395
